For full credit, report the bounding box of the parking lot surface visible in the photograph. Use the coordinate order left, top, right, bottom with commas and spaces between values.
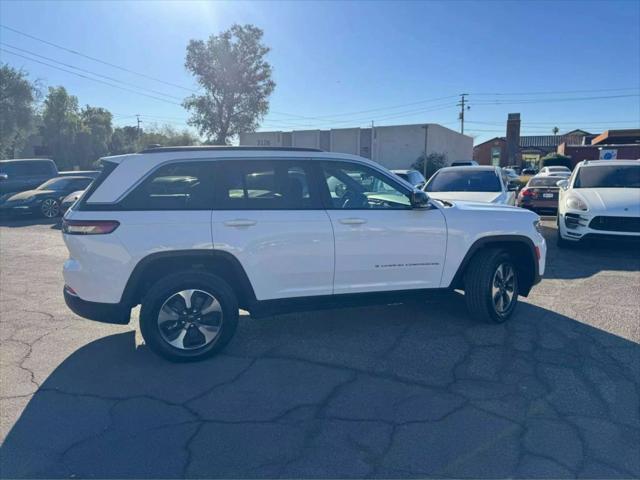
1, 218, 639, 478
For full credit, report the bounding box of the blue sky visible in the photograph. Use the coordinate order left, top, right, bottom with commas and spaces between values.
1, 0, 639, 144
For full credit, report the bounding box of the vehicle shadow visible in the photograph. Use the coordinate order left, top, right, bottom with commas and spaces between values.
540, 223, 640, 280
0, 216, 60, 229
2, 294, 639, 478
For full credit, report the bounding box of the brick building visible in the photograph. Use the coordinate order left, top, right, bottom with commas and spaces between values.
471, 112, 632, 168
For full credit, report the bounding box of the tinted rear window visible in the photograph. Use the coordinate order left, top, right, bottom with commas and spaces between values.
529, 177, 563, 187
122, 162, 214, 210
426, 170, 501, 192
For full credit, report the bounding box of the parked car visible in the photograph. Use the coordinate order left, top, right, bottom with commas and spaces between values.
423, 166, 518, 205
61, 190, 86, 213
517, 175, 564, 213
537, 166, 571, 178
556, 160, 640, 247
451, 160, 479, 167
0, 158, 58, 196
391, 169, 426, 188
521, 168, 538, 176
62, 146, 545, 362
0, 176, 94, 218
506, 165, 522, 175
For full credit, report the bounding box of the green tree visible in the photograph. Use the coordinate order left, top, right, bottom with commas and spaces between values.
183, 24, 275, 144
412, 152, 448, 180
74, 106, 113, 168
110, 126, 140, 155
0, 64, 39, 158
40, 86, 81, 168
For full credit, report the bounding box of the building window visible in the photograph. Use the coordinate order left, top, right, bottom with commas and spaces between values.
491, 147, 501, 166
522, 154, 540, 168
256, 139, 271, 146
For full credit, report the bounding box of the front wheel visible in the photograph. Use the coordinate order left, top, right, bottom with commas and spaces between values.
139, 271, 239, 362
464, 249, 519, 323
40, 198, 60, 218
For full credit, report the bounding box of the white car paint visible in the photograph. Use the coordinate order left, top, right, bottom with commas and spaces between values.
63, 149, 545, 305
557, 160, 640, 243
423, 166, 516, 205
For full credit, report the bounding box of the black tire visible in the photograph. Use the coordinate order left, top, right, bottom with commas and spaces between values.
463, 249, 519, 324
139, 271, 239, 362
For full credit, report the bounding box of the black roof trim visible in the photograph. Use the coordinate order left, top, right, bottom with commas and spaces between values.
138, 146, 323, 154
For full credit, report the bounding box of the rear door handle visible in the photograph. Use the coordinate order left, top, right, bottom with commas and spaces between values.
224, 219, 257, 227
339, 218, 367, 225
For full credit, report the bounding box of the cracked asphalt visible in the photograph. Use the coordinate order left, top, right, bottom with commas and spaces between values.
0, 218, 639, 478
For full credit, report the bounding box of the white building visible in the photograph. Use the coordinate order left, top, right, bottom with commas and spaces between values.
239, 123, 473, 170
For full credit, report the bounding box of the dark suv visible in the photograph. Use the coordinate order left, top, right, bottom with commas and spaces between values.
0, 159, 58, 195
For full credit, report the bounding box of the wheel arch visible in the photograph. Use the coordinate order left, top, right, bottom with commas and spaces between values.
450, 235, 539, 296
121, 250, 257, 310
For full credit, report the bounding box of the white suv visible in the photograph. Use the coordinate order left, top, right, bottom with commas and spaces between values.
556, 159, 640, 246
62, 147, 546, 362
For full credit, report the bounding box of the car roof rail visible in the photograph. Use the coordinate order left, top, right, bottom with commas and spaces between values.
138, 146, 324, 154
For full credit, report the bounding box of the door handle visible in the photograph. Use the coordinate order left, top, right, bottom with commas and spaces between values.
224, 219, 257, 227
339, 218, 367, 225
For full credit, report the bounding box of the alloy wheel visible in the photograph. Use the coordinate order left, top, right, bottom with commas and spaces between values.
491, 263, 516, 314
41, 199, 60, 218
157, 289, 223, 350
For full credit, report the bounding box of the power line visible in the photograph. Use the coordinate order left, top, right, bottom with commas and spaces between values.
0, 24, 198, 93
471, 87, 639, 96
0, 48, 183, 106
473, 94, 639, 105
268, 94, 460, 121
1, 42, 183, 101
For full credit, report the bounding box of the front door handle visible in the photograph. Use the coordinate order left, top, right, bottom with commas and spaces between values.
224, 219, 257, 227
339, 218, 367, 225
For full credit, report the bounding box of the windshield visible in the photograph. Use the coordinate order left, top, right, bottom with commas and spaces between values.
36, 178, 74, 191
529, 177, 563, 187
426, 170, 501, 192
574, 165, 640, 188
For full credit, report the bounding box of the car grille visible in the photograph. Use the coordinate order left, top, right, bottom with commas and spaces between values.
589, 216, 640, 233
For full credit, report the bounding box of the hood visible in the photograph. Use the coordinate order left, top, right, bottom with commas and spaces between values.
446, 200, 521, 213
576, 188, 640, 215
3, 189, 55, 203
429, 191, 505, 204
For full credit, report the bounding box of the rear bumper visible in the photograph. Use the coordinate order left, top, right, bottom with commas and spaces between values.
64, 286, 131, 325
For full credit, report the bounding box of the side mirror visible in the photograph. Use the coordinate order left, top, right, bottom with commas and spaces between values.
410, 190, 430, 209
507, 181, 520, 191
0, 173, 8, 181
556, 180, 569, 190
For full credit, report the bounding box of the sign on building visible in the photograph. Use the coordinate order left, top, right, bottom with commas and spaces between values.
599, 149, 618, 160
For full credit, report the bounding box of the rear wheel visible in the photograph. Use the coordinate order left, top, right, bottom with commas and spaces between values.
139, 271, 239, 362
464, 249, 519, 323
40, 198, 60, 218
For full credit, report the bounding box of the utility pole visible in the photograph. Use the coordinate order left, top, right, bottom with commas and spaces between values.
457, 93, 469, 134
136, 114, 142, 137
370, 120, 375, 162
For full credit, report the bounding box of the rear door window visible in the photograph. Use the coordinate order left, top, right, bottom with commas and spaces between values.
215, 160, 319, 210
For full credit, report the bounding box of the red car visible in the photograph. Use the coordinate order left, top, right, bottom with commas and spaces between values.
517, 175, 564, 213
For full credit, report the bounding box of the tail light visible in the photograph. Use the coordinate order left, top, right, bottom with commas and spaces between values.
62, 219, 120, 235
519, 188, 533, 197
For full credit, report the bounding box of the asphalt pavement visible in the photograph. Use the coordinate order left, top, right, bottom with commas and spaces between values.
0, 217, 638, 478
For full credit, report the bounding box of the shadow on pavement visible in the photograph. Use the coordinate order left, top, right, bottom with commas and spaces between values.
540, 224, 640, 280
0, 216, 60, 229
1, 294, 639, 478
